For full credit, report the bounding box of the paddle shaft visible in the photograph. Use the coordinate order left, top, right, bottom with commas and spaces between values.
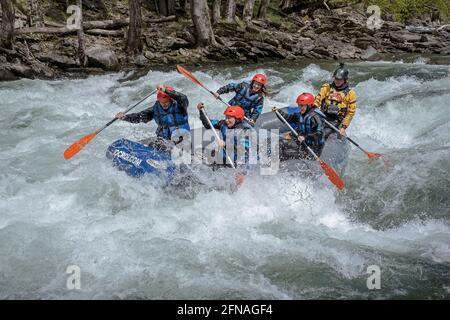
274, 110, 319, 160
321, 118, 369, 155
176, 66, 251, 123
200, 108, 236, 169
96, 89, 157, 135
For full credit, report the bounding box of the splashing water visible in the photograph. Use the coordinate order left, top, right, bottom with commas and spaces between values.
0, 61, 449, 299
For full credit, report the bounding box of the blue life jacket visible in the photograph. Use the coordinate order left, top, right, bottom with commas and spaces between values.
153, 100, 190, 140
297, 110, 324, 147
212, 120, 253, 165
229, 82, 264, 117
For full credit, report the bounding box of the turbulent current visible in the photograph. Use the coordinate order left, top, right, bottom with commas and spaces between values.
0, 59, 449, 299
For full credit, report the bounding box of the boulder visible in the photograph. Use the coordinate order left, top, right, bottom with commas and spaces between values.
85, 45, 119, 71
360, 46, 380, 60
8, 63, 34, 78
0, 68, 19, 81
35, 53, 78, 69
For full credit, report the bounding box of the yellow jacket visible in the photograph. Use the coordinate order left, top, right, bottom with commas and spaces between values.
314, 83, 357, 128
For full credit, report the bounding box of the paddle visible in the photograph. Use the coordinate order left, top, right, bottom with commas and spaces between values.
199, 106, 236, 169
320, 116, 383, 159
199, 105, 248, 189
274, 109, 345, 190
63, 89, 157, 160
176, 65, 229, 107
176, 65, 253, 123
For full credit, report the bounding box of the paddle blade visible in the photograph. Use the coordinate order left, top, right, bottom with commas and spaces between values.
319, 160, 345, 190
64, 132, 97, 160
176, 65, 203, 87
366, 151, 383, 159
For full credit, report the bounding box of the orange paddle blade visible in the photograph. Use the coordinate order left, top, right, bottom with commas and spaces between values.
366, 151, 383, 159
63, 132, 97, 160
319, 160, 345, 190
176, 65, 204, 88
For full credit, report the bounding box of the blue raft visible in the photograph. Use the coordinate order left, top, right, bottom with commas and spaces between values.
106, 138, 177, 178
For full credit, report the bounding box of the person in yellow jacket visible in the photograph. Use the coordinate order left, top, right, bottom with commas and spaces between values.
314, 63, 357, 139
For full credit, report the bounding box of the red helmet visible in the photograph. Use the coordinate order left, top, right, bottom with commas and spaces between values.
252, 73, 267, 86
157, 85, 174, 104
296, 92, 315, 106
223, 106, 245, 120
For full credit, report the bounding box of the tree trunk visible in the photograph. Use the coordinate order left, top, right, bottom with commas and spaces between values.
77, 0, 87, 66
157, 0, 175, 17
212, 0, 221, 25
184, 0, 190, 14
225, 0, 236, 23
126, 0, 143, 54
191, 0, 216, 47
242, 0, 255, 23
28, 0, 44, 27
1, 0, 15, 49
257, 0, 270, 19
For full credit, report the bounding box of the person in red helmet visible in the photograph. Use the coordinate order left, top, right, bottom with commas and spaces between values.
115, 84, 190, 142
213, 73, 267, 126
197, 103, 253, 170
272, 92, 325, 160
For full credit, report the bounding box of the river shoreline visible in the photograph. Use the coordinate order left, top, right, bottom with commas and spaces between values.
1, 5, 450, 82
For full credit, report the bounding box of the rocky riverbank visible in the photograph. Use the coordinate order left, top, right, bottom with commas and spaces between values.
1, 4, 450, 81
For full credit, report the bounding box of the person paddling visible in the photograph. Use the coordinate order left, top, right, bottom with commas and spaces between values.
314, 63, 357, 139
115, 84, 190, 148
272, 93, 325, 160
197, 104, 253, 183
213, 74, 267, 126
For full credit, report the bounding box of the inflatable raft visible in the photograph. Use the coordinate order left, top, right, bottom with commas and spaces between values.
106, 107, 350, 180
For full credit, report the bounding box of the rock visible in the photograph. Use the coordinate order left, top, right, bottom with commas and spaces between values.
389, 31, 423, 43
133, 54, 148, 67
0, 68, 19, 81
85, 45, 119, 71
415, 40, 441, 49
437, 46, 450, 55
312, 47, 331, 57
354, 36, 378, 49
8, 63, 34, 78
168, 38, 192, 50
250, 41, 286, 58
360, 46, 380, 60
35, 53, 78, 69
264, 38, 280, 48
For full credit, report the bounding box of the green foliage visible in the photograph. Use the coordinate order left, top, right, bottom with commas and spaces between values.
365, 0, 450, 23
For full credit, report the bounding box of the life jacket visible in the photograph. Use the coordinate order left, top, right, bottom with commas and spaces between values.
297, 108, 324, 147
229, 82, 264, 117
320, 82, 352, 122
152, 100, 190, 140
217, 120, 253, 165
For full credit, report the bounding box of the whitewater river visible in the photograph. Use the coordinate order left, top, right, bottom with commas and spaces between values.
1, 59, 449, 299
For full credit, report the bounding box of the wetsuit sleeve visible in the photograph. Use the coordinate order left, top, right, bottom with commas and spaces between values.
123, 106, 154, 123
276, 109, 298, 124
314, 83, 330, 108
341, 89, 357, 129
165, 89, 189, 113
304, 114, 323, 143
250, 97, 264, 122
199, 110, 221, 129
216, 82, 242, 95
